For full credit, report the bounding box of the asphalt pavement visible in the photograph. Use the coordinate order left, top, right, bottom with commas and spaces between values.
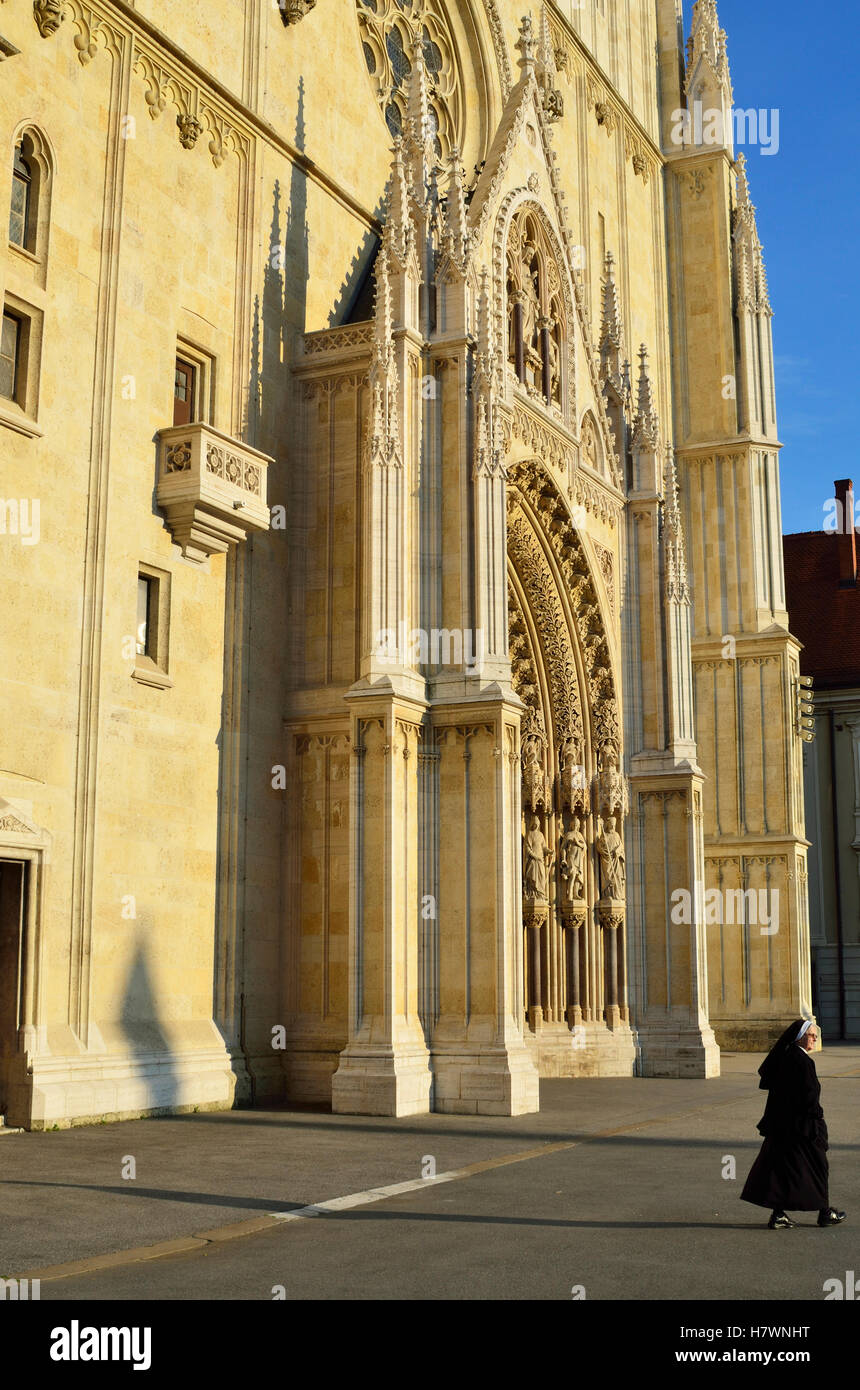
2, 1047, 858, 1301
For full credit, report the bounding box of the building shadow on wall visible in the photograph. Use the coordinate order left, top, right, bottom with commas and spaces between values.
213, 79, 314, 1108
119, 933, 181, 1114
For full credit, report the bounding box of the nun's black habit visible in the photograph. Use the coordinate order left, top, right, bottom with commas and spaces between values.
741, 1020, 829, 1211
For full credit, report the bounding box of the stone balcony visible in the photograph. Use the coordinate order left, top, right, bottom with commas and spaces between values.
155, 423, 272, 563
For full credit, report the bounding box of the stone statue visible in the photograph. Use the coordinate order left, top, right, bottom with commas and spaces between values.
548, 327, 561, 403
520, 248, 540, 352
524, 813, 552, 900
559, 816, 587, 906
596, 814, 625, 899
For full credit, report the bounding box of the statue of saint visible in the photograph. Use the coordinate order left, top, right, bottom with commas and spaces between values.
559, 817, 587, 906
596, 814, 625, 899
524, 813, 552, 900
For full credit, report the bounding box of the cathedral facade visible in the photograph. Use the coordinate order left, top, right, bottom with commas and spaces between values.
0, 0, 812, 1128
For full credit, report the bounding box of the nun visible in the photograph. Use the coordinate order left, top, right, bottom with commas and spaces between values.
741, 1019, 846, 1228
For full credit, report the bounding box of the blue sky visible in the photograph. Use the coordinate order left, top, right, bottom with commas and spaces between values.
715, 0, 859, 534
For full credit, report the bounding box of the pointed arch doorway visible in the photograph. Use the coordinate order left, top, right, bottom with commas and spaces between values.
506, 460, 634, 1077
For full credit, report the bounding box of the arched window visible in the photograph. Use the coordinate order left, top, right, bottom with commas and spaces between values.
9, 143, 32, 251
506, 209, 566, 410
8, 130, 52, 265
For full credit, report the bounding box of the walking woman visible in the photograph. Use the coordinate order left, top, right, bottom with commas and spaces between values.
741, 1019, 847, 1229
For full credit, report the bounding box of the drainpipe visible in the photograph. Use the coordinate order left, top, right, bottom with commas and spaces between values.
828, 709, 847, 1040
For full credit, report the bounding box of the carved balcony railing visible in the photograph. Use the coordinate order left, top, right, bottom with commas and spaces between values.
156, 422, 272, 563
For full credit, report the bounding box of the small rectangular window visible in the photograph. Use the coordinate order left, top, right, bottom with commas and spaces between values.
132, 564, 172, 689
173, 357, 197, 426
0, 312, 20, 400
136, 574, 155, 658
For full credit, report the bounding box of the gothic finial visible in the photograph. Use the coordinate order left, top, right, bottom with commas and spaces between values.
633, 344, 660, 451
663, 447, 690, 603
477, 265, 494, 363
368, 235, 401, 468
373, 234, 394, 357
516, 14, 536, 73
685, 0, 732, 102
444, 146, 469, 269
601, 253, 622, 347
387, 137, 412, 266
406, 26, 433, 158
599, 252, 623, 388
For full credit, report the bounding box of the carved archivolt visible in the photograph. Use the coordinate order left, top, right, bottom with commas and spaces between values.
508, 584, 546, 742
508, 458, 620, 762
508, 511, 583, 748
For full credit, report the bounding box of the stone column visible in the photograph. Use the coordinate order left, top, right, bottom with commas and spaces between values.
563, 907, 586, 1026
332, 700, 432, 1116
429, 705, 539, 1115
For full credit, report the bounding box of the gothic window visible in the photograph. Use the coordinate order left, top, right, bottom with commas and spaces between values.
9, 145, 31, 250
7, 129, 53, 266
355, 0, 460, 164
506, 209, 567, 410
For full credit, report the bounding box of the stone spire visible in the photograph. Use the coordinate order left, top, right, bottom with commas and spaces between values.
473, 266, 500, 478
406, 27, 433, 158
685, 0, 732, 100
632, 345, 660, 452
367, 235, 401, 470
732, 155, 771, 315
663, 448, 690, 604
443, 146, 469, 273
599, 252, 623, 387
387, 137, 413, 269
515, 14, 536, 76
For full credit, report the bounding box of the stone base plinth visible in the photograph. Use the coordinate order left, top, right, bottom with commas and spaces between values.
283, 1048, 341, 1104
636, 1022, 721, 1078
711, 1017, 811, 1055
430, 1045, 540, 1115
16, 1033, 237, 1130
331, 1046, 432, 1116
525, 1019, 636, 1077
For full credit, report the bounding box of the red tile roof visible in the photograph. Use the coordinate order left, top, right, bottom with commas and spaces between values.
784, 532, 860, 688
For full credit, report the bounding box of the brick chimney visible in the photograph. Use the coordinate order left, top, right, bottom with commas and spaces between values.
834, 479, 857, 588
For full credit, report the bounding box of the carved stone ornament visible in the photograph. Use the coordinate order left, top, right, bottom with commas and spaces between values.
281, 0, 316, 24
522, 736, 551, 813
33, 0, 64, 37
559, 738, 589, 815
177, 114, 203, 150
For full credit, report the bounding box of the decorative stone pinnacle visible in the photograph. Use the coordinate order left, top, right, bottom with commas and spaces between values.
516, 15, 536, 72
600, 252, 623, 353
633, 344, 660, 451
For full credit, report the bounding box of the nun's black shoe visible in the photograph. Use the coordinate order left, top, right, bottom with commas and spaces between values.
817, 1208, 847, 1226
768, 1212, 797, 1229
